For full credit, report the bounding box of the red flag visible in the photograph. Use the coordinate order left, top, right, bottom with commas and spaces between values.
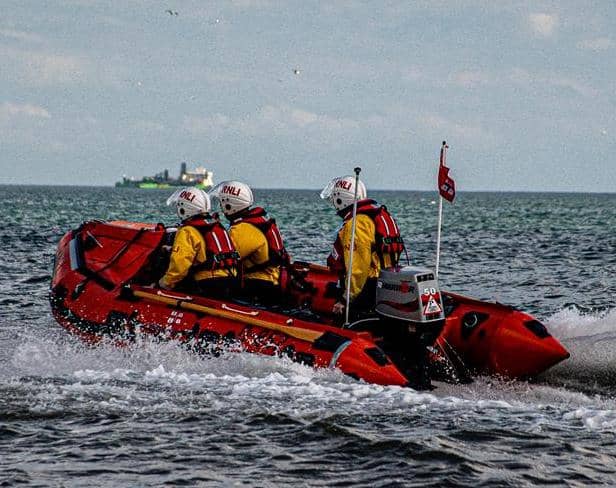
438, 141, 455, 202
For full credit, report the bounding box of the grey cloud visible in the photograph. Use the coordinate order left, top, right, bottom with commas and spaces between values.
529, 13, 558, 37
0, 28, 44, 43
577, 38, 614, 51
0, 46, 91, 85
0, 102, 50, 119
184, 105, 365, 138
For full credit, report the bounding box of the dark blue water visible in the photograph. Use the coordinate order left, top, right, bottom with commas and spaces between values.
1, 186, 615, 486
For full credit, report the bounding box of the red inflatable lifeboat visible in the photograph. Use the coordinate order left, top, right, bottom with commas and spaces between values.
49, 220, 569, 389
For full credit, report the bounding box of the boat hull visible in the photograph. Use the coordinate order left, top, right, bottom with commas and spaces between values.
49, 220, 569, 387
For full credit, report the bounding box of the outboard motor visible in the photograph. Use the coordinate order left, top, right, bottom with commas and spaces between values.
375, 266, 445, 390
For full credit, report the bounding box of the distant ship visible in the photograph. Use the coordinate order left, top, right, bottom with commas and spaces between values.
115, 162, 214, 189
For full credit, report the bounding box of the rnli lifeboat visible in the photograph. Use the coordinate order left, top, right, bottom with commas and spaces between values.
49, 220, 569, 389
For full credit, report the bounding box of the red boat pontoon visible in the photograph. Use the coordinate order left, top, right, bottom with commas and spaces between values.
50, 220, 569, 389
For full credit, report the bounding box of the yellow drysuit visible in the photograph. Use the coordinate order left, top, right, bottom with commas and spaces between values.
159, 226, 237, 289
228, 222, 280, 285
334, 214, 395, 302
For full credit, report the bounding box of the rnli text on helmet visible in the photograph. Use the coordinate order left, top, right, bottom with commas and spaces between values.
335, 180, 352, 190
222, 185, 241, 196
179, 190, 196, 202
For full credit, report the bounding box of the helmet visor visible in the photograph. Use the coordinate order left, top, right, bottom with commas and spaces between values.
166, 188, 184, 206
319, 178, 338, 200
207, 182, 225, 201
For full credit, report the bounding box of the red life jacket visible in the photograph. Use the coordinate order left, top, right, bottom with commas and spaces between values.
184, 217, 239, 271
231, 207, 290, 268
327, 199, 405, 271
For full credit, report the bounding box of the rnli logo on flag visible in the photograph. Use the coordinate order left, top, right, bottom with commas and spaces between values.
438, 141, 456, 203
440, 181, 454, 199
438, 166, 455, 202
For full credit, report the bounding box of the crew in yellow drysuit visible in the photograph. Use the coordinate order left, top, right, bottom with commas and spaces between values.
321, 175, 404, 317
209, 180, 289, 303
158, 187, 238, 297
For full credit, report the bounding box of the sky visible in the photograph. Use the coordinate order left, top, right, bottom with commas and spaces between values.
0, 0, 614, 192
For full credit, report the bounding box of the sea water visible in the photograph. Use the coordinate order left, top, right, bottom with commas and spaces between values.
0, 186, 615, 486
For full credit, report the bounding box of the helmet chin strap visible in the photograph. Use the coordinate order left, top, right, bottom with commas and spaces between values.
344, 166, 361, 327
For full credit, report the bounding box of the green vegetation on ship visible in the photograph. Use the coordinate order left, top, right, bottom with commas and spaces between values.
116, 162, 214, 189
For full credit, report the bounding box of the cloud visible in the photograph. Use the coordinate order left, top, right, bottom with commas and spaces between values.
132, 120, 165, 133
184, 105, 497, 149
25, 52, 89, 85
0, 102, 50, 119
288, 108, 318, 127
416, 113, 492, 143
445, 66, 596, 98
401, 65, 429, 83
230, 0, 272, 7
547, 75, 598, 98
450, 70, 492, 88
0, 46, 91, 85
0, 28, 43, 43
0, 102, 63, 152
577, 37, 613, 51
529, 13, 558, 37
507, 68, 597, 98
184, 114, 231, 136
184, 105, 364, 138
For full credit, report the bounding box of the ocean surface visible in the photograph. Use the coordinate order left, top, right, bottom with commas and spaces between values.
1, 185, 615, 487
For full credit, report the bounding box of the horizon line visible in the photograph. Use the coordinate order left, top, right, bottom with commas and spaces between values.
0, 182, 614, 195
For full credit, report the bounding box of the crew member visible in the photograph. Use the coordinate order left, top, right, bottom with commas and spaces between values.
209, 180, 290, 304
320, 175, 405, 318
159, 187, 239, 298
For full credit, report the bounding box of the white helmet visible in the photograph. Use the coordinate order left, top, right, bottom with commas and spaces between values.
166, 187, 210, 221
320, 175, 367, 211
209, 180, 254, 216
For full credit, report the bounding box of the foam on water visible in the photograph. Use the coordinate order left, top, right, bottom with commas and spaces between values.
2, 188, 615, 484
540, 306, 616, 394
546, 306, 616, 340
4, 324, 616, 433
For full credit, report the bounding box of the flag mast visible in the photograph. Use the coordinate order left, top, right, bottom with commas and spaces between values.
435, 141, 455, 278
435, 189, 444, 278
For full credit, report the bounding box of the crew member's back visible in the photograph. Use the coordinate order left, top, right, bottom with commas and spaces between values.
210, 180, 289, 304
320, 175, 405, 318
159, 187, 238, 298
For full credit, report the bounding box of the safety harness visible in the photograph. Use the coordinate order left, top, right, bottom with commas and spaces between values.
186, 217, 240, 271
230, 207, 290, 270
327, 199, 405, 271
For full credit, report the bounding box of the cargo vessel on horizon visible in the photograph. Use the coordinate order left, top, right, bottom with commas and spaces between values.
115, 162, 214, 189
